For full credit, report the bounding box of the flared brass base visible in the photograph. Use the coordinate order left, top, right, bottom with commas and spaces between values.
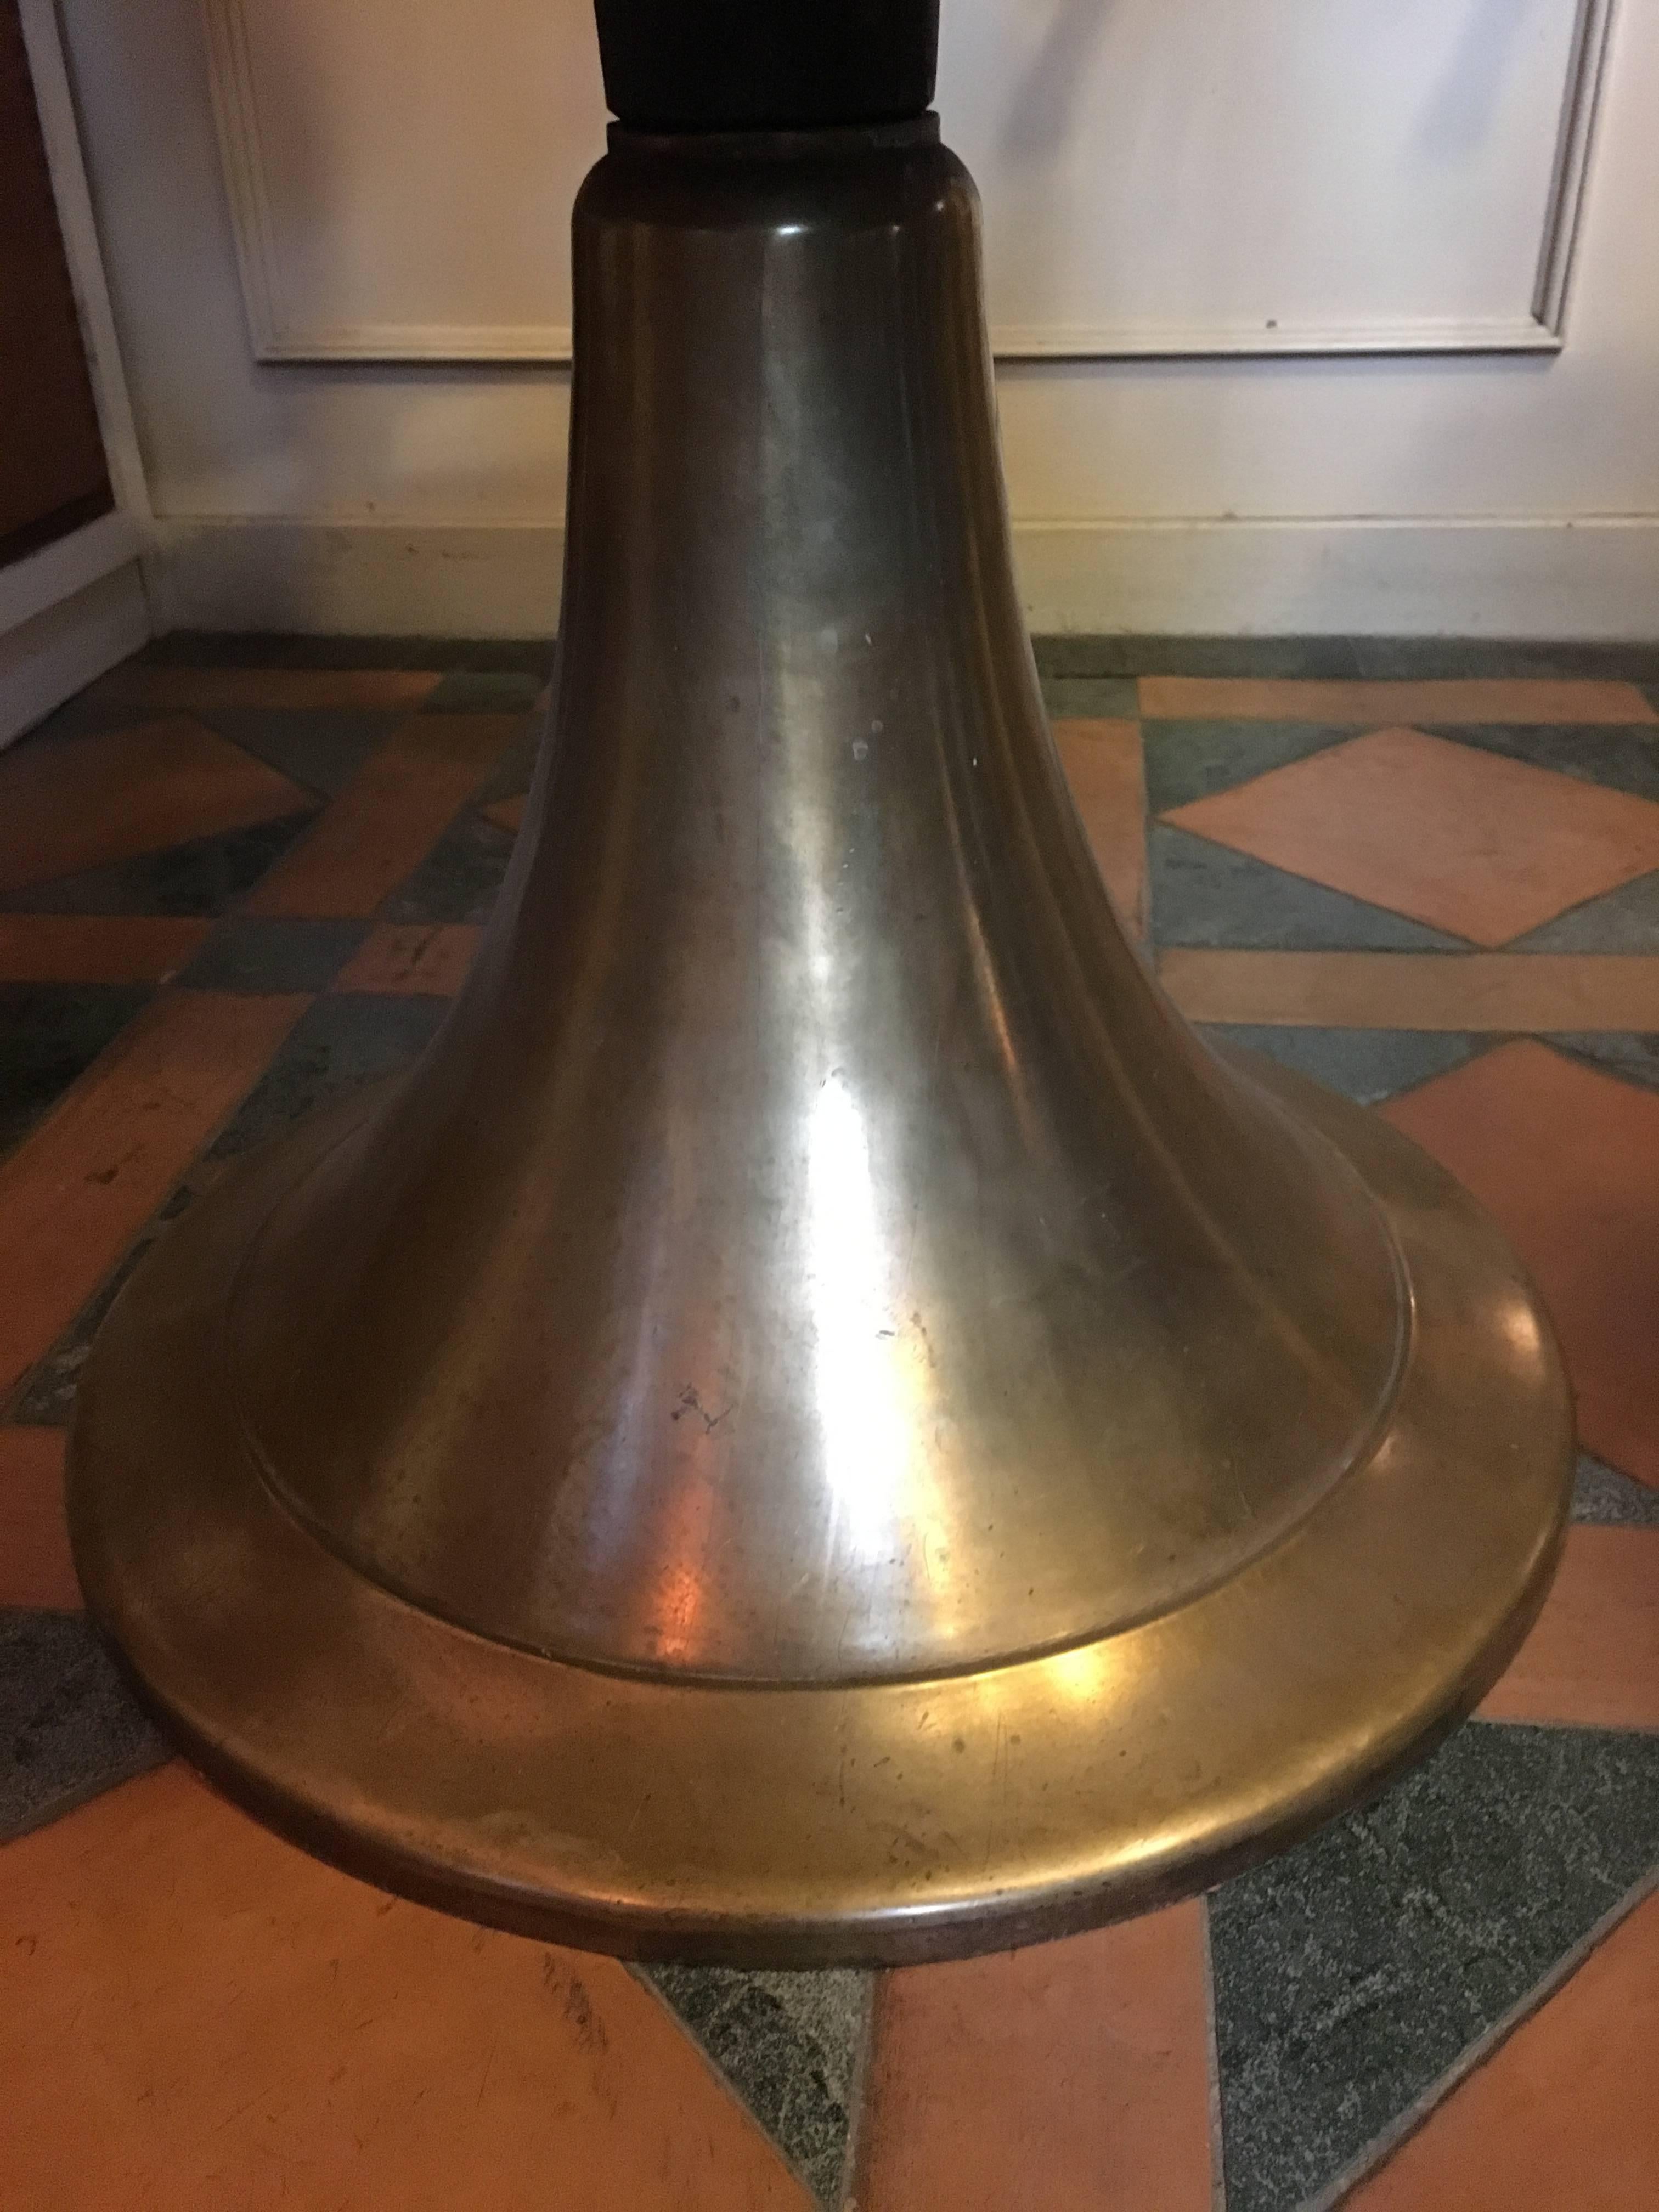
70, 1050, 1567, 1966
69, 118, 1571, 1963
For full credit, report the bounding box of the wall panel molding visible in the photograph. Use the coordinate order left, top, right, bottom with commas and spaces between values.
204, 0, 1617, 366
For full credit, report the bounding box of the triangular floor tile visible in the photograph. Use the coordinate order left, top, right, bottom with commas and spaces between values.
1424, 722, 1659, 805
640, 1965, 870, 2208
0, 982, 153, 1158
0, 814, 317, 921
1, 1610, 168, 1842
1200, 1024, 1488, 1107
1508, 867, 1659, 952
382, 812, 517, 926
1572, 1452, 1659, 1527
1209, 1721, 1659, 2212
199, 709, 403, 799
1150, 826, 1469, 952
1144, 720, 1356, 814
207, 992, 450, 1160
1544, 1030, 1659, 1094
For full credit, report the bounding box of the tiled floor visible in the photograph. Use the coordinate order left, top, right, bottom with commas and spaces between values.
3, 634, 1657, 2208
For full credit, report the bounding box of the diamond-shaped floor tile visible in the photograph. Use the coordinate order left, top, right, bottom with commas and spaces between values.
1166, 726, 1659, 947
1209, 1721, 1659, 2212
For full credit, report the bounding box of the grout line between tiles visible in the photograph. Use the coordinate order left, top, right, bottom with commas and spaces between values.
837, 1971, 879, 2212
1299, 1860, 1659, 2212
1202, 1897, 1228, 2212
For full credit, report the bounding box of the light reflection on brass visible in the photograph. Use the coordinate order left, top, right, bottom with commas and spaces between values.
68, 116, 1571, 1965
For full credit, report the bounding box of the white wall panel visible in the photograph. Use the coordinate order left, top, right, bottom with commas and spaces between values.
203, 0, 1611, 362
56, 0, 1659, 634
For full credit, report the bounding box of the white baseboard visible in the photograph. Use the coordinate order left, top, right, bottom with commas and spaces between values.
1014, 516, 1659, 639
0, 561, 152, 748
152, 513, 1659, 641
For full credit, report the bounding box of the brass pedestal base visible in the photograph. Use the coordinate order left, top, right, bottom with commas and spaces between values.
71, 1053, 1567, 1966
69, 120, 1570, 1963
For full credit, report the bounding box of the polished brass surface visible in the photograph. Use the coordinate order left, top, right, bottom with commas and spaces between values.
70, 117, 1572, 1965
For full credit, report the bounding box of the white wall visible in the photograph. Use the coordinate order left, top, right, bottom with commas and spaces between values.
58, 0, 1659, 636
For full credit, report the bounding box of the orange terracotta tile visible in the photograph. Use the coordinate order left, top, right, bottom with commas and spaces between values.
0, 1427, 77, 1610
0, 990, 307, 1396
335, 923, 484, 997
1138, 676, 1658, 726
855, 1903, 1212, 2212
1159, 949, 1659, 1032
1383, 1041, 1659, 1486
1479, 1526, 1659, 1730
1350, 1884, 1659, 2211
1166, 727, 1659, 948
1, 1764, 808, 2212
90, 666, 443, 714
482, 793, 527, 837
1055, 718, 1148, 940
243, 716, 522, 918
0, 915, 211, 984
0, 719, 311, 896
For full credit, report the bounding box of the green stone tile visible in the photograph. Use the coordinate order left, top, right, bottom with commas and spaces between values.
641, 1965, 869, 2208
200, 708, 402, 799
1418, 723, 1659, 805
1040, 674, 1139, 718
207, 992, 449, 1160
0, 813, 317, 920
1032, 636, 1365, 680
1150, 826, 1469, 953
1143, 720, 1353, 812
1571, 1452, 1659, 1526
460, 638, 557, 679
1354, 639, 1659, 682
1508, 871, 1659, 953
0, 1610, 169, 1843
381, 813, 517, 926
1204, 1025, 1487, 1107
1544, 1032, 1659, 1093
178, 917, 368, 995
473, 717, 545, 806
1210, 1721, 1659, 2212
0, 983, 151, 1158
422, 669, 546, 713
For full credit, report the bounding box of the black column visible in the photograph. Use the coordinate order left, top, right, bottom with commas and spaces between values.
593, 0, 939, 131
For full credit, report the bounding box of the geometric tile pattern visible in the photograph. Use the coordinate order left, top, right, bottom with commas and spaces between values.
1166, 726, 1659, 946
3, 635, 1658, 2210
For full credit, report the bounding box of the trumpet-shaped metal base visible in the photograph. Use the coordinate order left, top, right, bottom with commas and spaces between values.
69, 119, 1572, 1965
72, 1054, 1567, 1965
